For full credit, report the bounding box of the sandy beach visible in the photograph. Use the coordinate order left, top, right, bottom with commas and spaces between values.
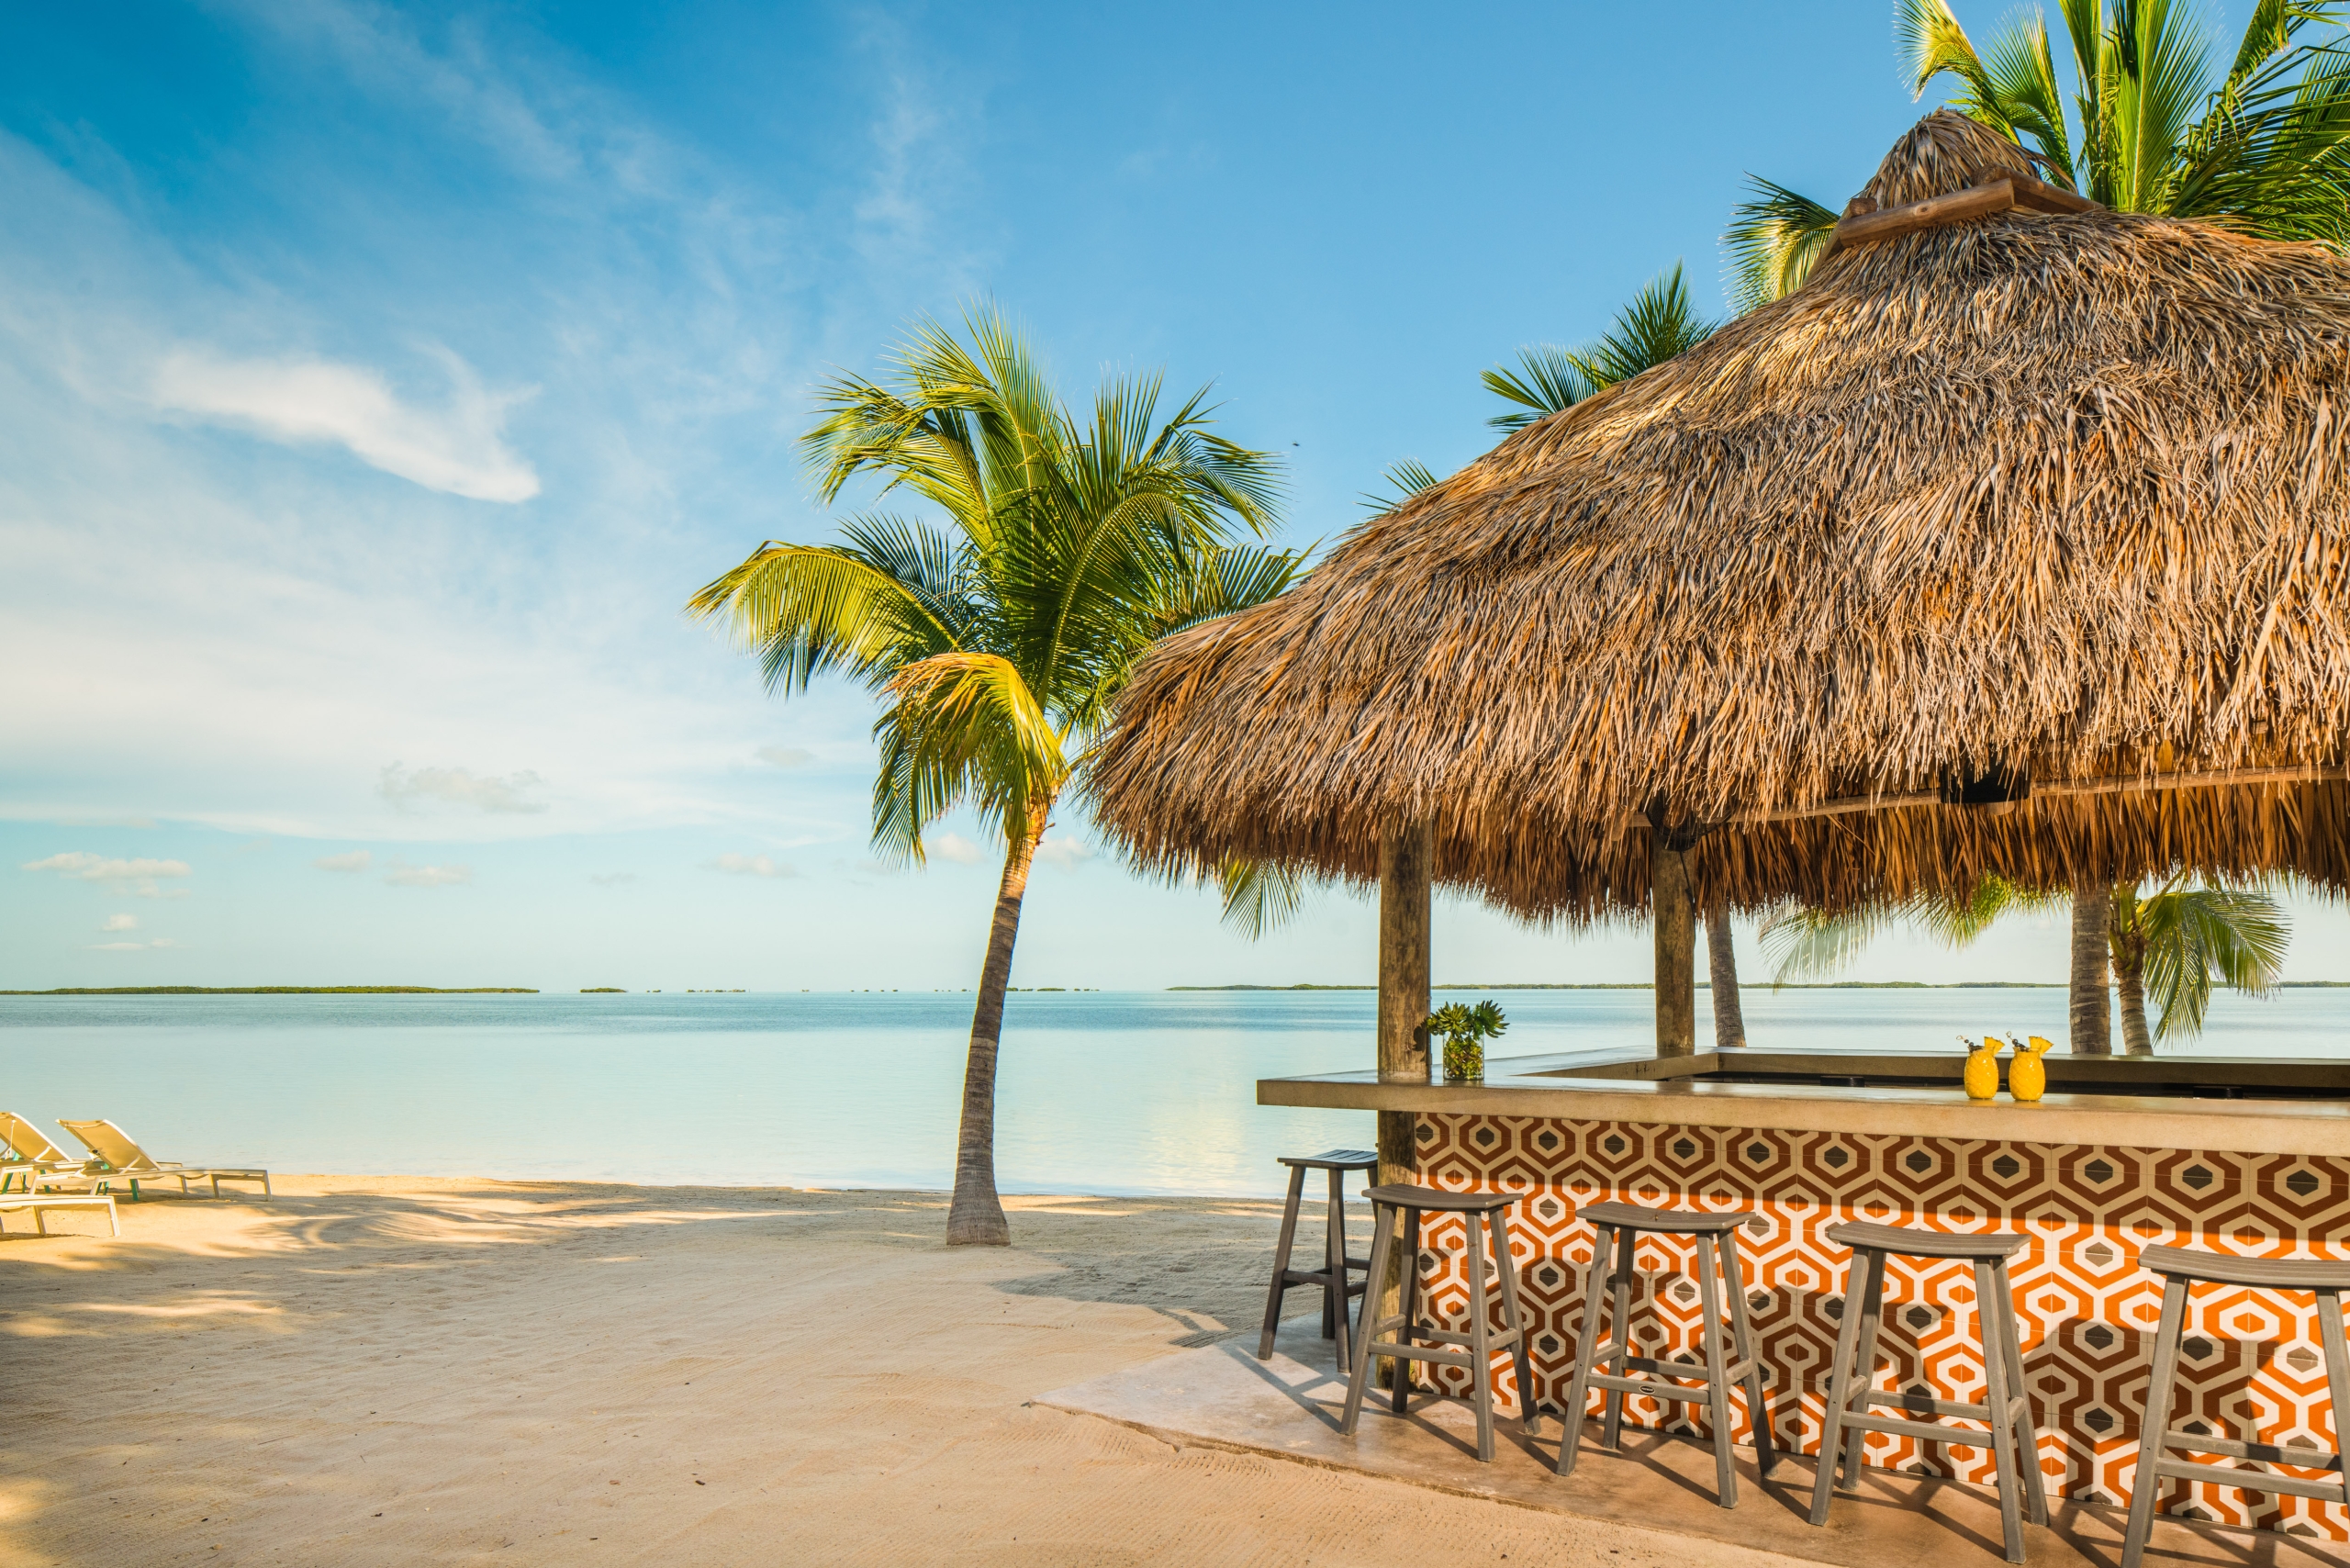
0, 1178, 1807, 1566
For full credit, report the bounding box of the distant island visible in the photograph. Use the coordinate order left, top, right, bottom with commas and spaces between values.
1167, 981, 2069, 991
0, 986, 539, 996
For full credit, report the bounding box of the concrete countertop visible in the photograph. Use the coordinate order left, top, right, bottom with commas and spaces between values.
1257, 1046, 2350, 1158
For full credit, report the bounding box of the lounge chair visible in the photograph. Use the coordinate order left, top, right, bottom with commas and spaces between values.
55, 1119, 271, 1201
0, 1193, 118, 1237
0, 1112, 96, 1193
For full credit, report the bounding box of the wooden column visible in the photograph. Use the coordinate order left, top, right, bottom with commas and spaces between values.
1651, 828, 1696, 1058
1376, 818, 1432, 1184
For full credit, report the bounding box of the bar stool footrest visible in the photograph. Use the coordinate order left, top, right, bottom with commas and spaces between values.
2151, 1457, 2349, 1503
2159, 1430, 2344, 1472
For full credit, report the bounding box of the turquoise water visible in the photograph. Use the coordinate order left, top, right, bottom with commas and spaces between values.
0, 988, 2342, 1196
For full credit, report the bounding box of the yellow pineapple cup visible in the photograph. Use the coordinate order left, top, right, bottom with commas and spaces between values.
2008, 1035, 2053, 1102
1963, 1035, 2002, 1101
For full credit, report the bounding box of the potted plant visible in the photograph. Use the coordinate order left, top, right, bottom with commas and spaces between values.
1427, 1000, 1507, 1084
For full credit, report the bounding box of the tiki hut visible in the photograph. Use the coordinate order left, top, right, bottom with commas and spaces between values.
1090, 111, 2350, 1089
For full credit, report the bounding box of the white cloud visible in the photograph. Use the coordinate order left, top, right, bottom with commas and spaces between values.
589, 871, 638, 887
22, 852, 193, 898
385, 859, 473, 888
380, 764, 549, 815
314, 849, 373, 872
930, 832, 984, 866
708, 852, 795, 879
151, 346, 539, 502
87, 940, 146, 952
755, 745, 814, 768
99, 913, 138, 932
150, 937, 179, 948
1034, 834, 1093, 868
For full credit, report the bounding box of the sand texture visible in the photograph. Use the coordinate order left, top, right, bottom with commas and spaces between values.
0, 1178, 1802, 1565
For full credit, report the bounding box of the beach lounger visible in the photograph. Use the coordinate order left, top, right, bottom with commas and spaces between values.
0, 1193, 118, 1238
0, 1112, 97, 1193
55, 1119, 271, 1201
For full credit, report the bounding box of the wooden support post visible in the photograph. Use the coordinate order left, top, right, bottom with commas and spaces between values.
1376, 818, 1432, 1181
1651, 828, 1696, 1058
1374, 819, 1431, 1389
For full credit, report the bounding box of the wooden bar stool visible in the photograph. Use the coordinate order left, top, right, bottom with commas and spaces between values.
1256, 1148, 1377, 1368
1809, 1221, 2047, 1564
2121, 1245, 2350, 1568
1554, 1200, 1774, 1506
1338, 1184, 1539, 1462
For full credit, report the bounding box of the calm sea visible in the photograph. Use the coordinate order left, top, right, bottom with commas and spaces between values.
1, 988, 2343, 1197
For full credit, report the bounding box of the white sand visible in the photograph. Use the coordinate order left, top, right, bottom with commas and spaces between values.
0, 1178, 1802, 1565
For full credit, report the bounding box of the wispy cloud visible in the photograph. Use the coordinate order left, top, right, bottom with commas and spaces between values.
100, 913, 138, 932
87, 935, 178, 951
755, 745, 814, 768
708, 852, 795, 879
930, 832, 984, 866
380, 764, 549, 815
588, 871, 637, 887
151, 347, 539, 501
385, 858, 472, 888
314, 849, 373, 872
22, 852, 192, 898
1035, 835, 1092, 869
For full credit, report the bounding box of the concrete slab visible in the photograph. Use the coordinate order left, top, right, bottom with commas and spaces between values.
1037, 1321, 2344, 1568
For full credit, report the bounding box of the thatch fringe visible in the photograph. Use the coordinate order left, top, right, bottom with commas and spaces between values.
1090, 112, 2350, 918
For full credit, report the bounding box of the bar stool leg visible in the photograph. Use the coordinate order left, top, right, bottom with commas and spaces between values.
1339, 1201, 1398, 1437
1975, 1260, 2028, 1564
1323, 1166, 1351, 1372
1390, 1207, 1423, 1416
1469, 1208, 1496, 1462
1258, 1163, 1308, 1360
1601, 1225, 1637, 1452
1840, 1249, 1888, 1489
1810, 1245, 1874, 1525
1724, 1227, 1775, 1476
1694, 1223, 1739, 1507
1489, 1208, 1541, 1437
2120, 1276, 2188, 1568
1990, 1258, 2048, 1526
2316, 1289, 2350, 1518
1555, 1223, 1616, 1479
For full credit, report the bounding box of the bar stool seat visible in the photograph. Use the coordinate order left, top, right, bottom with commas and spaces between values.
1555, 1201, 1774, 1507
2121, 1245, 2350, 1568
1809, 1222, 2047, 1563
1339, 1183, 1538, 1462
1256, 1149, 1377, 1369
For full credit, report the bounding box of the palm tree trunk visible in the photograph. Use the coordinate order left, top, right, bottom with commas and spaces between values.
2113, 913, 2154, 1056
2069, 878, 2113, 1057
946, 812, 1047, 1247
1705, 891, 1746, 1048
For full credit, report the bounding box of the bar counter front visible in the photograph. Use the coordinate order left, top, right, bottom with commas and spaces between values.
1263, 1047, 2350, 1540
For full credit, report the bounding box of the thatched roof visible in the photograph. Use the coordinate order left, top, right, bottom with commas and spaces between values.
1089, 112, 2350, 918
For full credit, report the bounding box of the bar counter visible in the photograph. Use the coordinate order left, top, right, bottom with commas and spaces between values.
1261, 1047, 2350, 1539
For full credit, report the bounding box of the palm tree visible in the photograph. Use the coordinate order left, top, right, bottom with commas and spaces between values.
690, 308, 1295, 1246
2110, 877, 2289, 1052
1482, 264, 1718, 431
1724, 0, 2350, 310
1761, 875, 2288, 1051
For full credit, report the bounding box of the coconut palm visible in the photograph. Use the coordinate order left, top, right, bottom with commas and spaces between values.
690, 308, 1294, 1246
1482, 263, 1718, 431
1724, 0, 2350, 311
1761, 875, 2288, 1051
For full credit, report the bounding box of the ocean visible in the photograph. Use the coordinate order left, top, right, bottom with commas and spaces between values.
2, 987, 2342, 1197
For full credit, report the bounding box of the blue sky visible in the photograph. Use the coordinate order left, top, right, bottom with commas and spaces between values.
6, 1, 2343, 991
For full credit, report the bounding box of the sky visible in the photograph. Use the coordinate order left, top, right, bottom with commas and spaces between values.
5, 0, 2344, 992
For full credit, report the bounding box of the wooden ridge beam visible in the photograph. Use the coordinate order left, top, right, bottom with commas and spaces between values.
1832, 173, 2102, 251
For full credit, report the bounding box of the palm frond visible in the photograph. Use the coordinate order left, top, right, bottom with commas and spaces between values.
685, 530, 966, 695
1757, 904, 1891, 986
1482, 347, 1596, 433
2137, 877, 2292, 1038
1360, 459, 1442, 510
1215, 857, 1306, 938
1581, 263, 1718, 386
872, 651, 1067, 862
1722, 178, 1840, 314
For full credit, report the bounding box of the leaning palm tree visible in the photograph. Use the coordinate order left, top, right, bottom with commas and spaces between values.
1724, 0, 2350, 310
1762, 875, 2288, 1051
2110, 877, 2290, 1052
690, 308, 1294, 1245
